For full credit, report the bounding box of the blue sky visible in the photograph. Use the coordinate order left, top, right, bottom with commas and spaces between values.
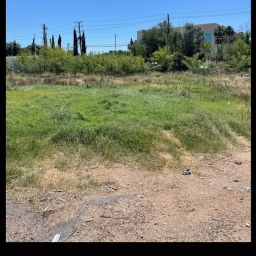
6, 0, 251, 53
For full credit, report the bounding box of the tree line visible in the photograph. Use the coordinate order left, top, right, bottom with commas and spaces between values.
6, 21, 251, 74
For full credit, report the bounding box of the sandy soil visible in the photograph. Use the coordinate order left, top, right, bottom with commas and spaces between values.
6, 138, 251, 242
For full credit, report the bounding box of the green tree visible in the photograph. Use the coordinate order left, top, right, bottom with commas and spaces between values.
223, 26, 235, 43
152, 47, 172, 72
73, 29, 78, 56
181, 23, 204, 57
214, 25, 226, 45
170, 30, 182, 53
31, 38, 36, 55
169, 52, 187, 71
58, 35, 62, 48
13, 41, 20, 56
222, 37, 250, 71
129, 40, 147, 59
81, 31, 86, 55
236, 31, 250, 45
141, 21, 171, 57
6, 42, 13, 56
51, 35, 55, 48
128, 38, 134, 51
199, 41, 212, 61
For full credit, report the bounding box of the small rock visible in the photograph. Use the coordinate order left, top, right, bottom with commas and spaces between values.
246, 223, 250, 227
233, 177, 241, 182
223, 186, 231, 191
182, 168, 191, 175
235, 160, 242, 165
73, 195, 77, 199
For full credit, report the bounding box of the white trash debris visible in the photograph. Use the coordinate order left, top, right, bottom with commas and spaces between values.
52, 233, 61, 242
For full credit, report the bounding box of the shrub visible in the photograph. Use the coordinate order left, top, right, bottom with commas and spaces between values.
169, 52, 187, 71
182, 54, 205, 74
152, 47, 172, 72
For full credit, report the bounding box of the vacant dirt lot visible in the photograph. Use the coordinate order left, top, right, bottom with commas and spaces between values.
6, 138, 251, 242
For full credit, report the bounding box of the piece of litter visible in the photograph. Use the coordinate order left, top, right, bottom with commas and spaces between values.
52, 234, 61, 242
245, 187, 251, 192
182, 168, 191, 175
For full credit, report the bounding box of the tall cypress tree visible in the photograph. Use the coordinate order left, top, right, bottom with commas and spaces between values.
6, 44, 12, 56
73, 29, 78, 56
31, 38, 35, 55
81, 31, 86, 55
51, 35, 55, 48
13, 41, 17, 56
58, 34, 62, 48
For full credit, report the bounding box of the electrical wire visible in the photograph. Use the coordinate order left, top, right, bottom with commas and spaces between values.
7, 9, 250, 42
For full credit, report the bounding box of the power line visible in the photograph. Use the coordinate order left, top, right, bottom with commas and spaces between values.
171, 10, 250, 19
7, 10, 250, 42
7, 6, 250, 36
81, 7, 250, 22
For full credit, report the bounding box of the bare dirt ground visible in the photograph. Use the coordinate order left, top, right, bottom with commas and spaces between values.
6, 137, 251, 242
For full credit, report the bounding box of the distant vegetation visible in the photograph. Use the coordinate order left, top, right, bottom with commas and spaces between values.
6, 22, 251, 75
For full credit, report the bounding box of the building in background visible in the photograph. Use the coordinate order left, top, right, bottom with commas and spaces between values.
137, 23, 220, 53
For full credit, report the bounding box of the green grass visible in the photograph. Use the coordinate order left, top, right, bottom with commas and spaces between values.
6, 74, 250, 184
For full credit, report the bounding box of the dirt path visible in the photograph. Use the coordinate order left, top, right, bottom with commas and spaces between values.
6, 140, 251, 242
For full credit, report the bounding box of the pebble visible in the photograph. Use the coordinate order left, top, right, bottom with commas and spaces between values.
246, 223, 250, 227
233, 177, 241, 182
235, 160, 242, 165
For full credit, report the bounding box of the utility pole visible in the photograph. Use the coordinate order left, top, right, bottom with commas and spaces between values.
75, 21, 83, 54
42, 23, 47, 47
166, 14, 170, 49
114, 34, 117, 53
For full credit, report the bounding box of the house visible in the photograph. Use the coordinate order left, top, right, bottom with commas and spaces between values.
137, 23, 220, 53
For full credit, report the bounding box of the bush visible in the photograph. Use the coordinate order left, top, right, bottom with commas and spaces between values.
227, 55, 251, 72
222, 38, 251, 72
16, 50, 145, 76
152, 47, 172, 72
182, 54, 206, 74
169, 52, 187, 71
